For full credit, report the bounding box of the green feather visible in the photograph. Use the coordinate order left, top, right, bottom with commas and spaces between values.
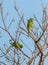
10, 42, 23, 48
27, 18, 34, 32
18, 42, 23, 48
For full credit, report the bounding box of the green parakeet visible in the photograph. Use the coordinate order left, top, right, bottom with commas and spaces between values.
27, 18, 34, 35
10, 41, 23, 48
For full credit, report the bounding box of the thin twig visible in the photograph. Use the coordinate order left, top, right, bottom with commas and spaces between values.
0, 26, 15, 41
14, 0, 26, 28
8, 18, 15, 29
33, 14, 42, 30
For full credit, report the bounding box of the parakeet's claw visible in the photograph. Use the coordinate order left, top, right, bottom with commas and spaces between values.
27, 31, 31, 37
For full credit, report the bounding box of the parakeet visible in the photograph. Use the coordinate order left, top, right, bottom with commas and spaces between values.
27, 18, 34, 36
10, 41, 23, 48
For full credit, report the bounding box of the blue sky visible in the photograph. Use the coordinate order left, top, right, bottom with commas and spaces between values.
0, 0, 48, 65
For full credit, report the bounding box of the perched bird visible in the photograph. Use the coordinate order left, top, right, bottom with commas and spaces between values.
27, 18, 34, 36
10, 41, 23, 48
